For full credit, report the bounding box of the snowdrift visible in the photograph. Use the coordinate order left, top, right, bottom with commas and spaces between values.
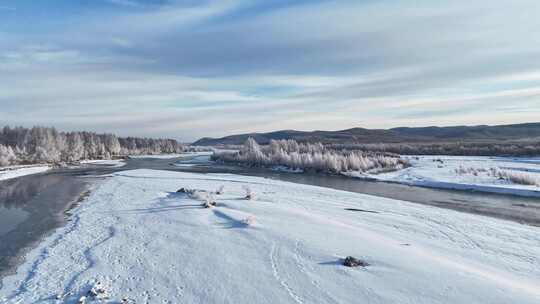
1, 169, 539, 303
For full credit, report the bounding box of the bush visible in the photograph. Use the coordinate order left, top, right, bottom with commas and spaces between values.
496, 170, 539, 186
243, 185, 255, 200
212, 138, 408, 174
241, 216, 256, 226
215, 185, 224, 195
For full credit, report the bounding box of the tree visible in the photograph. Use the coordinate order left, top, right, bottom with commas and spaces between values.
66, 132, 85, 162
0, 125, 185, 166
0, 144, 16, 166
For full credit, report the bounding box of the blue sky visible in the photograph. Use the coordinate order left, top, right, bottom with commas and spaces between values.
1, 0, 539, 141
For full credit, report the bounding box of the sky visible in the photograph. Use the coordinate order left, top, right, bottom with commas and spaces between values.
1, 0, 539, 141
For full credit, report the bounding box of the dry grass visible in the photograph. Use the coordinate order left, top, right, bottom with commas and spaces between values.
496, 170, 539, 186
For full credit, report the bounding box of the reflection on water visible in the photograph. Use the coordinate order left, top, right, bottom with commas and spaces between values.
0, 207, 27, 236
0, 173, 91, 279
0, 173, 63, 209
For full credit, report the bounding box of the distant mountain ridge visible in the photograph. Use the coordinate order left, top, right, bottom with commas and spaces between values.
192, 122, 540, 146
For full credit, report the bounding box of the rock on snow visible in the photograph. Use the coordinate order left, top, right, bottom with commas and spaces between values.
1, 169, 539, 303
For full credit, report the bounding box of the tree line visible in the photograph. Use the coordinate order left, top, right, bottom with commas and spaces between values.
0, 126, 184, 166
327, 141, 540, 157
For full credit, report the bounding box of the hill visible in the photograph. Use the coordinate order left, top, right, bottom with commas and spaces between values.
192, 123, 540, 146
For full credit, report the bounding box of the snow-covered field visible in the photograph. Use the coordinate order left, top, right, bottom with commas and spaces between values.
0, 160, 125, 182
0, 165, 51, 181
1, 169, 539, 303
356, 156, 540, 197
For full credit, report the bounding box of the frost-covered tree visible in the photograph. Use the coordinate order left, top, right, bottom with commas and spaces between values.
213, 138, 408, 174
0, 144, 16, 166
66, 132, 85, 162
0, 125, 185, 166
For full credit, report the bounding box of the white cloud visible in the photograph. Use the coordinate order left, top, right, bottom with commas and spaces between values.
1, 0, 539, 140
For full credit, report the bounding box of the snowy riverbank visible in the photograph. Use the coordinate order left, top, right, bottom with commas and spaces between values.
0, 165, 51, 181
354, 156, 540, 198
173, 152, 214, 167
1, 169, 539, 303
80, 159, 126, 168
128, 154, 185, 159
0, 159, 126, 182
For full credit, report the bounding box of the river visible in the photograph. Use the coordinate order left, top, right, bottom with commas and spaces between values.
1, 155, 539, 283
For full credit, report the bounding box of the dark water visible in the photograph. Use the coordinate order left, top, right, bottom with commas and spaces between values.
1, 156, 540, 283
0, 172, 91, 280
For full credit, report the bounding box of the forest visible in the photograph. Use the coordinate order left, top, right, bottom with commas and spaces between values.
328, 141, 540, 156
0, 126, 184, 166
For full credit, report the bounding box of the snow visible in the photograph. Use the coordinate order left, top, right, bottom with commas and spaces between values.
0, 165, 51, 181
355, 155, 540, 198
1, 169, 539, 303
128, 154, 184, 159
173, 153, 213, 167
80, 159, 126, 167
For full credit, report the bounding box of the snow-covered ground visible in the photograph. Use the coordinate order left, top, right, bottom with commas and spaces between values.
128, 154, 185, 159
173, 152, 214, 167
1, 169, 539, 303
80, 159, 126, 168
0, 165, 51, 181
129, 152, 214, 161
355, 156, 540, 197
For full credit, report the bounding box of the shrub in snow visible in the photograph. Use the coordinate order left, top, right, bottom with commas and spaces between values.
177, 188, 202, 196
243, 185, 255, 200
205, 193, 217, 208
489, 167, 503, 178
496, 170, 539, 186
189, 190, 216, 207
87, 281, 109, 300
455, 166, 481, 176
203, 201, 216, 208
216, 185, 225, 195
454, 166, 539, 186
177, 187, 188, 193
455, 166, 468, 175
241, 216, 256, 226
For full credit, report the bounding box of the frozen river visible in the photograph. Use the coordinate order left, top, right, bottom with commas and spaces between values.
1, 155, 540, 283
